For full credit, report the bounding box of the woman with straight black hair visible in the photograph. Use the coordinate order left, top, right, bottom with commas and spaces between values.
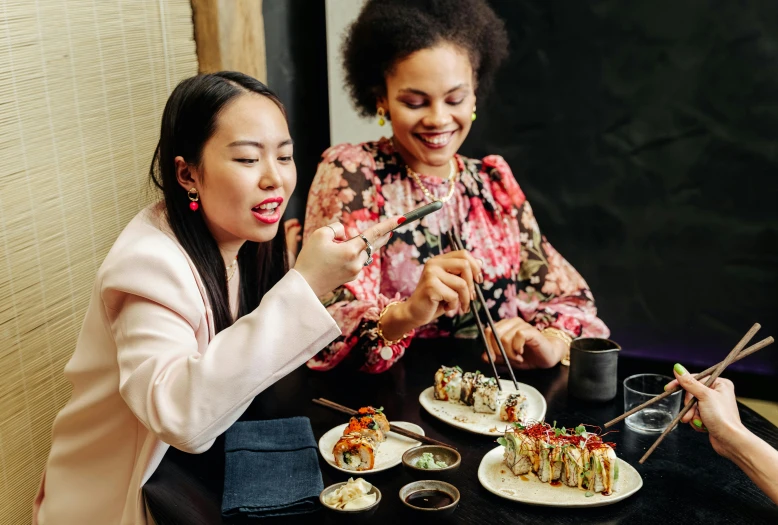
33, 71, 398, 525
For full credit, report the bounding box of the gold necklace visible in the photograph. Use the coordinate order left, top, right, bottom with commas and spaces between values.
227, 256, 238, 282
406, 158, 458, 203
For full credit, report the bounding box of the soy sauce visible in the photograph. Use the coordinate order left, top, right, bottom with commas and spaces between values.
405, 490, 454, 509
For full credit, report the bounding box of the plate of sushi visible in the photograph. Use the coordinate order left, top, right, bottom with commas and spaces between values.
318, 406, 424, 474
418, 366, 547, 436
478, 422, 643, 507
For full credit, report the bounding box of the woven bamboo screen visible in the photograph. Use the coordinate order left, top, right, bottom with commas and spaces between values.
0, 1, 198, 522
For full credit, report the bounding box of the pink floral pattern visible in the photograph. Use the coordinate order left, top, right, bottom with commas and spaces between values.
304, 138, 609, 373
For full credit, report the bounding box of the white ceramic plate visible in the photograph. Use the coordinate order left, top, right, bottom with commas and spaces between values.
477, 445, 643, 507
318, 421, 424, 474
418, 380, 547, 436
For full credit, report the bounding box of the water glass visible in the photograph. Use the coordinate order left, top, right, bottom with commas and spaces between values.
623, 374, 682, 433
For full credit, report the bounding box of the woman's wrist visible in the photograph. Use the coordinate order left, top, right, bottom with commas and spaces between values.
541, 328, 572, 366
378, 301, 417, 342
724, 424, 758, 464
549, 336, 569, 365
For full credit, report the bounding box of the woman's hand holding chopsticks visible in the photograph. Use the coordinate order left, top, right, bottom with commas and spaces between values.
666, 365, 778, 505
378, 251, 483, 341
482, 317, 568, 369
667, 364, 747, 460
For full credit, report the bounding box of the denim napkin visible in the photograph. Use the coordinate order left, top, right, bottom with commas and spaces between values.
221, 417, 323, 519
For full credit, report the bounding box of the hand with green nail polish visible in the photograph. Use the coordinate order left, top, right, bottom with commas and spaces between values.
673, 362, 688, 376
672, 366, 778, 505
673, 365, 744, 456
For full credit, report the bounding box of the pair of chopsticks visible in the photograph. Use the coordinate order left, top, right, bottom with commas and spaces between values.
603, 323, 773, 464
313, 398, 456, 449
446, 230, 519, 392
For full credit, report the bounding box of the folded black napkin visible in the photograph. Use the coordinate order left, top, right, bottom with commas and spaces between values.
222, 417, 324, 519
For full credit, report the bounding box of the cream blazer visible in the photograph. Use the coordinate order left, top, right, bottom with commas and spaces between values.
32, 203, 340, 525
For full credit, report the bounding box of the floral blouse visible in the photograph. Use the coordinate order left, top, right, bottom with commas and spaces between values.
303, 138, 609, 373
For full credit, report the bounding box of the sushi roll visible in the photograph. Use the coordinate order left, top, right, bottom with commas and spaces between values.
355, 406, 390, 436
433, 366, 463, 402
357, 406, 390, 435
499, 392, 528, 423
473, 377, 499, 413
539, 437, 566, 482
333, 433, 376, 471
549, 440, 565, 481
498, 422, 620, 495
345, 415, 385, 443
588, 444, 618, 495
459, 371, 483, 405
561, 444, 584, 488
500, 430, 537, 476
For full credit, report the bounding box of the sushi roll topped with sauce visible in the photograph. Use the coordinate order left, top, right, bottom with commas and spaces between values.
433, 366, 463, 402
498, 422, 620, 495
345, 415, 385, 443
459, 371, 485, 405
473, 376, 499, 413
333, 433, 376, 471
331, 406, 392, 473
500, 392, 528, 423
357, 406, 390, 435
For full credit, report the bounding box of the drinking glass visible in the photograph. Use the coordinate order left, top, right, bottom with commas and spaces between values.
623, 374, 682, 433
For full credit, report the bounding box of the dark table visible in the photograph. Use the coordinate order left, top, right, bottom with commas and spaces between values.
144, 339, 778, 524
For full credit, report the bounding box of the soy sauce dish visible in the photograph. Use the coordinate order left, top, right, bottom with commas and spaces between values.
399, 480, 460, 516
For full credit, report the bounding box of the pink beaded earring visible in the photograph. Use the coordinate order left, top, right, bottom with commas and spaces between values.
188, 187, 200, 211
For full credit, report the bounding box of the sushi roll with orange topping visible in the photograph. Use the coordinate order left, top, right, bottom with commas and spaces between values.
333, 433, 376, 471
357, 406, 390, 435
345, 415, 385, 443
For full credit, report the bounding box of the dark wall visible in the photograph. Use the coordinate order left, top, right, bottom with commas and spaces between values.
263, 0, 330, 221
462, 0, 778, 373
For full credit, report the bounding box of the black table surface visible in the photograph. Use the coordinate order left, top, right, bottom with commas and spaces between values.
144, 339, 778, 525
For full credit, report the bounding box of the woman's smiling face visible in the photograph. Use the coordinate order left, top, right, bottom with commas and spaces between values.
379, 42, 476, 174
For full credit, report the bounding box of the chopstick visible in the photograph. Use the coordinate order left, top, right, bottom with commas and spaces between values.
605, 335, 774, 429
445, 232, 501, 390
447, 230, 520, 392
638, 323, 762, 464
312, 398, 456, 449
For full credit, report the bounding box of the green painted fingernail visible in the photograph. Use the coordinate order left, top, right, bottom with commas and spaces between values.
692, 419, 703, 428
673, 363, 688, 376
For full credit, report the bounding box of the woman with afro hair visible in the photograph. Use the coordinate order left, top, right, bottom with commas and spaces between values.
304, 0, 609, 374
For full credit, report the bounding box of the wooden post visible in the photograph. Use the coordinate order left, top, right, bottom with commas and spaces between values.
191, 0, 267, 81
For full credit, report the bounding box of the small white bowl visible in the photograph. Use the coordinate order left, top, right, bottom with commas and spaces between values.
319, 481, 381, 521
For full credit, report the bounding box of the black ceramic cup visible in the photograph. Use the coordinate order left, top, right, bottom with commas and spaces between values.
568, 338, 621, 402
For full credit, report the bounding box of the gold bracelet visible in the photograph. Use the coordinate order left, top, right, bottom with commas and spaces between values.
542, 327, 573, 367
377, 300, 410, 346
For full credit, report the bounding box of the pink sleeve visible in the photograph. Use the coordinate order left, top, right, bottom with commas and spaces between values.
304, 144, 415, 373
484, 155, 610, 339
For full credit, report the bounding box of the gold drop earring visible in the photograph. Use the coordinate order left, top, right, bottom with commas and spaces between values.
188, 187, 200, 211
377, 107, 386, 126
471, 105, 477, 122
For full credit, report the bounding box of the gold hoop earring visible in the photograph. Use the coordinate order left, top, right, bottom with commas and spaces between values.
188, 187, 200, 211
471, 105, 477, 122
377, 107, 386, 126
